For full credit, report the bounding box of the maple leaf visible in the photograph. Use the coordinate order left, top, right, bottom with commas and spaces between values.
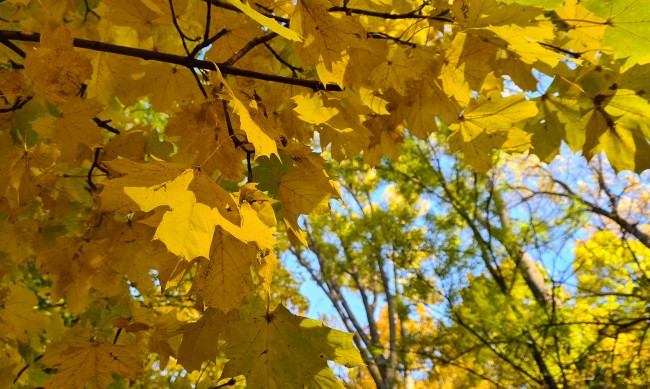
42, 341, 144, 389
51, 98, 105, 160
582, 0, 650, 64
191, 227, 257, 313
100, 0, 164, 32
0, 284, 47, 343
293, 0, 366, 86
449, 93, 536, 172
220, 304, 364, 388
225, 0, 302, 42
0, 69, 25, 108
178, 308, 227, 372
101, 159, 241, 260
279, 158, 340, 246
41, 237, 127, 314
24, 26, 92, 104
215, 71, 280, 159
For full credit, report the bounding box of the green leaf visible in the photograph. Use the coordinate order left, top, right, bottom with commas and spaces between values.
220, 304, 363, 388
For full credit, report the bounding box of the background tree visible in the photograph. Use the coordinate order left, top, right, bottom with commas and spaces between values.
288, 136, 650, 388
0, 0, 649, 387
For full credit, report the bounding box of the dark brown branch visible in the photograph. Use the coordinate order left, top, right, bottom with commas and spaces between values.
113, 327, 123, 344
221, 98, 244, 149
224, 32, 277, 66
92, 117, 120, 135
87, 148, 106, 191
0, 37, 25, 57
246, 152, 253, 183
209, 378, 237, 388
0, 96, 32, 113
204, 0, 212, 43
328, 5, 454, 23
13, 354, 43, 384
190, 28, 228, 58
0, 29, 341, 91
264, 42, 302, 76
367, 31, 416, 47
83, 0, 100, 22
538, 42, 582, 59
168, 0, 193, 55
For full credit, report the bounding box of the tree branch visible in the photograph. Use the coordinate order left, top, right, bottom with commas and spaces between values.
0, 29, 342, 91
328, 5, 454, 23
224, 32, 277, 66
207, 0, 289, 24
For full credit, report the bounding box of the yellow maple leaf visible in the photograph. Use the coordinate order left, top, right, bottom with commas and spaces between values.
449, 92, 536, 172
368, 46, 427, 96
100, 0, 164, 32
132, 63, 202, 111
292, 92, 339, 124
215, 71, 279, 159
192, 228, 257, 313
42, 341, 144, 389
0, 284, 47, 343
237, 182, 278, 227
24, 26, 92, 104
178, 308, 227, 372
224, 0, 301, 42
0, 69, 26, 108
101, 159, 273, 259
279, 163, 340, 246
52, 98, 105, 160
41, 237, 126, 314
123, 169, 232, 260
453, 0, 543, 28
255, 250, 278, 291
293, 0, 366, 86
1, 142, 59, 210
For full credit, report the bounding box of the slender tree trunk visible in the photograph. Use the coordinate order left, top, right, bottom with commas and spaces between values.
377, 254, 397, 387
489, 185, 560, 307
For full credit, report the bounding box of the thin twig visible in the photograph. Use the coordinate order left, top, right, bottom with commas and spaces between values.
328, 5, 455, 23
224, 32, 277, 66
209, 378, 237, 388
246, 151, 253, 183
189, 68, 208, 99
87, 147, 109, 191
83, 0, 100, 22
113, 328, 123, 344
221, 98, 244, 148
13, 354, 43, 384
0, 37, 25, 57
264, 42, 302, 76
190, 28, 228, 58
221, 98, 255, 178
0, 96, 32, 113
204, 0, 211, 43
367, 31, 417, 47
92, 117, 120, 135
168, 0, 193, 55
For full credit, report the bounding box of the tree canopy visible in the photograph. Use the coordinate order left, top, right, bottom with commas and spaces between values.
0, 0, 649, 387
292, 138, 650, 388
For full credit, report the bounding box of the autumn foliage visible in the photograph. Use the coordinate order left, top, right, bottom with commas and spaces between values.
0, 0, 649, 387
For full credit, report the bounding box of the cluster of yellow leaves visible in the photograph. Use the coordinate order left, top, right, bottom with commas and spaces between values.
0, 0, 649, 386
